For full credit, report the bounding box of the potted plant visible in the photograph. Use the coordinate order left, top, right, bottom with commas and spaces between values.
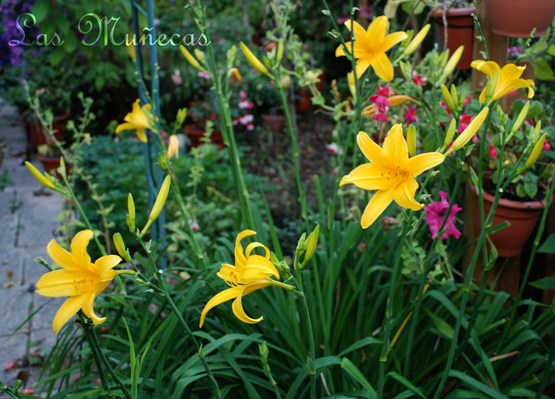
468, 98, 554, 257
430, 0, 476, 69
486, 0, 555, 38
251, 76, 284, 133
184, 93, 223, 148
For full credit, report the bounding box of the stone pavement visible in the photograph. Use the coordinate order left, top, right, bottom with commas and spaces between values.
0, 100, 63, 396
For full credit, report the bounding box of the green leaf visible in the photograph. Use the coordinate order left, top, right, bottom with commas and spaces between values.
448, 370, 507, 399
341, 358, 377, 398
548, 44, 555, 56
31, 0, 51, 24
538, 234, 555, 253
533, 58, 555, 81
49, 47, 65, 66
529, 276, 555, 289
387, 372, 426, 398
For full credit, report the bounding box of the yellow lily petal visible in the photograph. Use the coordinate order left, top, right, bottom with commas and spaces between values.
115, 122, 136, 134
82, 292, 106, 325
366, 16, 388, 39
234, 229, 256, 271
403, 24, 430, 56
199, 285, 244, 327
357, 132, 383, 163
245, 242, 269, 258
355, 58, 372, 78
240, 255, 279, 283
361, 190, 394, 229
406, 152, 445, 176
392, 178, 422, 210
52, 295, 87, 333
25, 162, 57, 191
231, 282, 272, 324
471, 60, 500, 77
47, 239, 81, 271
345, 20, 368, 39
339, 164, 389, 190
217, 263, 237, 284
136, 129, 147, 143
381, 124, 408, 166
95, 255, 123, 274
36, 269, 96, 297
370, 52, 394, 82
70, 230, 93, 267
383, 31, 408, 52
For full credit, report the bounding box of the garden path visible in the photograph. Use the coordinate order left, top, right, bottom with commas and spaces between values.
0, 100, 63, 396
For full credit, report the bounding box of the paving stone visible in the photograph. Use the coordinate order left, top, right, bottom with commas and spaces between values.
22, 250, 50, 287
0, 287, 33, 337
29, 294, 63, 333
0, 249, 25, 288
0, 332, 29, 390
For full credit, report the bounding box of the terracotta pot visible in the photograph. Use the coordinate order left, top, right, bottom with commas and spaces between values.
470, 184, 546, 257
296, 93, 312, 113
486, 0, 555, 38
431, 7, 476, 69
261, 114, 285, 133
28, 113, 68, 149
184, 124, 224, 149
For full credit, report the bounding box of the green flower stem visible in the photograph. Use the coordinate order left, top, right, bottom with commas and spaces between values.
0, 383, 23, 399
276, 78, 306, 219
294, 263, 317, 399
137, 238, 221, 398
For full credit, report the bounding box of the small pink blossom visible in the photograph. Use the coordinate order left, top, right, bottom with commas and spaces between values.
372, 113, 388, 122
440, 100, 452, 114
464, 92, 474, 106
4, 360, 15, 371
171, 69, 182, 85
543, 141, 551, 151
357, 242, 366, 252
489, 144, 498, 158
239, 114, 254, 125
239, 100, 253, 109
247, 123, 254, 131
459, 114, 473, 133
403, 106, 418, 124
21, 388, 35, 394
472, 136, 479, 143
239, 90, 248, 99
326, 143, 344, 155
411, 71, 426, 86
425, 192, 462, 240
189, 219, 199, 232
198, 70, 212, 80
507, 46, 523, 58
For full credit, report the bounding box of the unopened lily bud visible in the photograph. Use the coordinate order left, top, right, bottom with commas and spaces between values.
259, 341, 269, 363
149, 175, 171, 222
450, 84, 459, 109
407, 125, 417, 156
440, 46, 464, 81
484, 73, 499, 103
303, 225, 320, 266
239, 42, 273, 79
446, 107, 489, 155
276, 39, 284, 64
126, 193, 136, 232
441, 119, 457, 153
113, 233, 131, 262
347, 72, 356, 100
403, 24, 430, 56
441, 84, 455, 111
193, 49, 205, 63
25, 161, 57, 191
179, 45, 204, 71
176, 107, 187, 127
511, 101, 530, 135
522, 134, 546, 172
530, 121, 542, 143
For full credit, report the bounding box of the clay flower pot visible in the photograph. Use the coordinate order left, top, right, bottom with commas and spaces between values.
470, 184, 546, 257
486, 0, 555, 38
37, 155, 70, 180
184, 124, 224, 149
261, 114, 285, 134
431, 7, 476, 69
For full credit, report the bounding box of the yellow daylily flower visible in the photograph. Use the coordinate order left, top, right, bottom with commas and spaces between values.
362, 95, 414, 118
340, 124, 445, 228
199, 230, 293, 327
115, 99, 153, 143
36, 230, 129, 333
335, 16, 407, 81
471, 60, 535, 103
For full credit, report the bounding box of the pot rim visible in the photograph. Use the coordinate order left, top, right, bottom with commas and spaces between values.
468, 183, 546, 210
431, 7, 476, 18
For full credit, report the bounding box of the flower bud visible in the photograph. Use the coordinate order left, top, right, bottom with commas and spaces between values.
25, 161, 57, 191
403, 24, 430, 56
510, 101, 530, 136
303, 225, 319, 265
193, 49, 205, 63
179, 45, 204, 71
276, 39, 285, 64
113, 233, 131, 262
230, 67, 242, 81
407, 125, 417, 157
441, 84, 455, 112
441, 119, 457, 153
126, 193, 136, 232
167, 135, 179, 159
450, 84, 459, 109
148, 175, 171, 222
239, 42, 273, 79
446, 107, 489, 155
176, 107, 187, 127
440, 46, 464, 82
280, 75, 292, 89
522, 133, 546, 172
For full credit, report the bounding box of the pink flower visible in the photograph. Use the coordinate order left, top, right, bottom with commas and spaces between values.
403, 106, 418, 124
171, 69, 182, 86
247, 123, 254, 131
325, 143, 344, 155
372, 113, 388, 122
425, 192, 462, 240
239, 90, 248, 99
188, 219, 199, 232
489, 144, 498, 158
411, 71, 426, 86
543, 141, 551, 151
239, 114, 254, 125
440, 100, 452, 114
239, 100, 253, 109
370, 85, 391, 113
464, 92, 474, 106
459, 114, 473, 133
21, 388, 35, 394
198, 71, 212, 80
